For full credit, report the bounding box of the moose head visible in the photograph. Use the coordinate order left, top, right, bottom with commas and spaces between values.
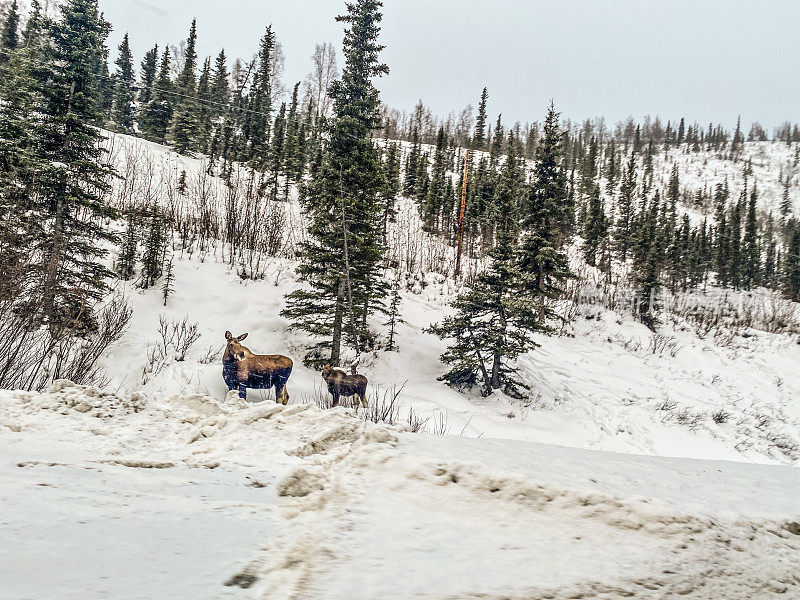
224, 331, 249, 361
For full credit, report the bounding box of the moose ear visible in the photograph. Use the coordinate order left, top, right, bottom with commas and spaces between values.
238, 333, 248, 341
235, 351, 246, 361
225, 331, 232, 341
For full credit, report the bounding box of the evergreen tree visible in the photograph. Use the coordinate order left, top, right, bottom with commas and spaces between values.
423, 126, 447, 231
117, 208, 138, 280
195, 56, 213, 152
282, 0, 389, 365
32, 0, 117, 325
742, 183, 761, 289
283, 81, 302, 189
429, 133, 535, 397
170, 19, 199, 153
161, 256, 174, 306
764, 214, 777, 289
138, 44, 158, 105
381, 141, 401, 238
731, 115, 743, 153
583, 184, 607, 266
404, 127, 421, 197
139, 202, 166, 289
111, 33, 135, 133
245, 26, 275, 164
729, 190, 743, 288
780, 175, 791, 223
517, 102, 573, 324
139, 46, 173, 143
633, 191, 665, 329
614, 151, 636, 260
0, 2, 37, 295
384, 278, 402, 351
268, 101, 287, 199
489, 113, 503, 167
782, 224, 800, 301
474, 87, 488, 150
0, 0, 20, 66
713, 181, 730, 285
210, 49, 229, 114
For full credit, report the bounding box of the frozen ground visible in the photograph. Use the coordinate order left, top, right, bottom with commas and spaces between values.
1, 382, 798, 599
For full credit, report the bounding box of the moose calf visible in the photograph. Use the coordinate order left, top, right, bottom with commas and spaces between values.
322, 364, 368, 408
223, 331, 293, 403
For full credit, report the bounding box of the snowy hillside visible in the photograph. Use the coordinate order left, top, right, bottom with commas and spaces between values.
94, 132, 800, 466
3, 132, 800, 599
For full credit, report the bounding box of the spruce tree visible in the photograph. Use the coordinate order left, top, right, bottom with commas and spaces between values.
517, 102, 573, 324
210, 49, 229, 115
381, 141, 401, 238
423, 126, 447, 231
403, 126, 421, 197
429, 133, 536, 397
170, 19, 199, 153
614, 151, 636, 260
138, 44, 158, 105
780, 175, 791, 223
195, 57, 213, 152
111, 33, 135, 133
161, 256, 174, 306
282, 0, 389, 365
583, 184, 607, 267
782, 224, 800, 301
474, 87, 488, 150
0, 2, 36, 296
268, 101, 287, 199
245, 26, 275, 164
32, 0, 117, 325
117, 208, 138, 280
742, 183, 761, 289
139, 46, 173, 143
140, 202, 166, 289
0, 0, 20, 66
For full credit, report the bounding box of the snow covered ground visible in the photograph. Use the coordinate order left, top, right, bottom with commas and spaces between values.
3, 133, 800, 598
1, 382, 798, 599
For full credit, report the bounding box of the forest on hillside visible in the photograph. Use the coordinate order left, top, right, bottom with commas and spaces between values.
2, 0, 800, 398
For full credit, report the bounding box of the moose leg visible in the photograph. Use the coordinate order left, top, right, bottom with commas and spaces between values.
238, 382, 247, 400
359, 393, 368, 408
275, 380, 289, 405
331, 390, 340, 408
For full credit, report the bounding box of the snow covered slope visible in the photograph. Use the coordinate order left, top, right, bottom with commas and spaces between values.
1, 382, 798, 599
4, 132, 799, 598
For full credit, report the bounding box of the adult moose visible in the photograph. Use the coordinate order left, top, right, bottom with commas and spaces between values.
321, 365, 368, 408
223, 331, 293, 403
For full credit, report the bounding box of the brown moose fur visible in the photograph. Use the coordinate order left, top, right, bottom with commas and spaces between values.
223, 331, 293, 403
322, 364, 368, 407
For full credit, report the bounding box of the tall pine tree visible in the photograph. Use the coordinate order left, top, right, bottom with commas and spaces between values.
282, 0, 389, 365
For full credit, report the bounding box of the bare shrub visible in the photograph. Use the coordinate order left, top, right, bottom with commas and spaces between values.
199, 344, 223, 365
157, 315, 201, 361
712, 409, 731, 424
648, 333, 682, 357
0, 289, 132, 391
429, 411, 449, 435
141, 343, 167, 385
406, 407, 428, 433
657, 398, 677, 412
360, 384, 405, 425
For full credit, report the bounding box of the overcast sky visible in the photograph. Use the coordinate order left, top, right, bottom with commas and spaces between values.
97, 0, 800, 131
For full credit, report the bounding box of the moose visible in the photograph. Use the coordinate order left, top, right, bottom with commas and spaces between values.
223, 331, 293, 403
321, 364, 369, 408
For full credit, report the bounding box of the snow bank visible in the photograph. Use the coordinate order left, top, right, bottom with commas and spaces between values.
1, 383, 798, 598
